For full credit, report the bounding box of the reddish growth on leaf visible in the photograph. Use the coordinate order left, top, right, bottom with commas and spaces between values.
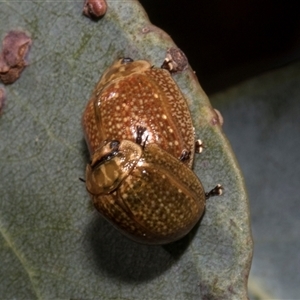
0, 30, 32, 84
83, 0, 107, 20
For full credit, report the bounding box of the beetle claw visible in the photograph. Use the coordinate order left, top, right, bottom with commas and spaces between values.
179, 149, 191, 162
205, 184, 224, 199
195, 139, 204, 153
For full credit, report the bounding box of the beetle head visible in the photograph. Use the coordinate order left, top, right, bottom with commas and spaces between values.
85, 140, 142, 195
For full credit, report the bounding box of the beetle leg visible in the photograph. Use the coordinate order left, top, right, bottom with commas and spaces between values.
195, 139, 204, 154
142, 135, 149, 150
120, 57, 134, 64
136, 125, 149, 149
136, 125, 147, 145
179, 149, 191, 162
205, 184, 224, 199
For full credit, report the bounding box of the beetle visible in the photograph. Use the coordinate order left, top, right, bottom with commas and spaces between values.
82, 57, 222, 244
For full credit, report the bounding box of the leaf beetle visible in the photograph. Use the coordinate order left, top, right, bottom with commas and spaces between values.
82, 57, 222, 244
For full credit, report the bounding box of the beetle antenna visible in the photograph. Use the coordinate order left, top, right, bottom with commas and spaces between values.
79, 177, 86, 183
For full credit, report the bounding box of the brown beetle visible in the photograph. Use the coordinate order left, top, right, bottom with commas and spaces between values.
82, 58, 222, 244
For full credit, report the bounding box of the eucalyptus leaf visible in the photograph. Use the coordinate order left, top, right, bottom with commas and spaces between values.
0, 1, 252, 299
